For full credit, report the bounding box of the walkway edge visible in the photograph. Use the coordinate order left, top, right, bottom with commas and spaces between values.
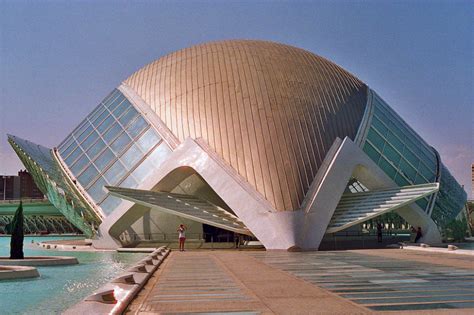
64, 246, 170, 315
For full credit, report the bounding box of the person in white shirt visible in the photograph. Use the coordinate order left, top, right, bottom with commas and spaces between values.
177, 224, 186, 251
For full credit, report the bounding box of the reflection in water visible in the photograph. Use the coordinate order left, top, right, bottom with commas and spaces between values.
0, 236, 145, 315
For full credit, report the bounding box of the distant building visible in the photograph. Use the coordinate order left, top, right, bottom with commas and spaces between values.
471, 163, 474, 198
0, 170, 44, 200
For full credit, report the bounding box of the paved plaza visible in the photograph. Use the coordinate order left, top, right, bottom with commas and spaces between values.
125, 249, 474, 314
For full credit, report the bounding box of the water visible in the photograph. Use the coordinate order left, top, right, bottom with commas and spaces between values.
0, 236, 145, 315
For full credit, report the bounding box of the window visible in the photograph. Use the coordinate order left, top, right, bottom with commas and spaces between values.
78, 164, 99, 187
81, 131, 99, 151
94, 148, 114, 170
378, 157, 397, 179
65, 147, 83, 165
100, 195, 123, 215
137, 128, 161, 152
86, 139, 106, 159
104, 160, 127, 184
120, 175, 138, 189
70, 154, 90, 174
363, 142, 381, 164
76, 124, 94, 144
120, 144, 143, 169
119, 107, 139, 127
87, 177, 108, 202
110, 132, 132, 155
382, 143, 401, 167
102, 123, 122, 143
367, 128, 385, 149
126, 116, 148, 139
97, 115, 115, 134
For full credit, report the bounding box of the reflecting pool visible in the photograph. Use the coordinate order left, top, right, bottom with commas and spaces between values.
0, 236, 145, 314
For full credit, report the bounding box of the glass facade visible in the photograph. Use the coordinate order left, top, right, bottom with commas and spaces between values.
361, 90, 466, 227
8, 135, 100, 236
58, 89, 171, 215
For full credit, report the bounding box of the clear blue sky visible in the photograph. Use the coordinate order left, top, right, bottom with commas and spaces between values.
0, 0, 472, 197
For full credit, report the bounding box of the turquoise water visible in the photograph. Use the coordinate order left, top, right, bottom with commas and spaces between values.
0, 236, 145, 315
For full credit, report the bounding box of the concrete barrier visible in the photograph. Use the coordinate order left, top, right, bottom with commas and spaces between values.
0, 266, 40, 280
65, 246, 170, 315
0, 256, 78, 266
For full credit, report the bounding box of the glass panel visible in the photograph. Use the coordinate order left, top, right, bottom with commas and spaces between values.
70, 154, 90, 175
97, 115, 115, 134
363, 142, 381, 164
147, 144, 171, 168
126, 116, 148, 139
403, 147, 419, 168
61, 140, 77, 159
120, 175, 138, 189
367, 128, 385, 149
59, 137, 75, 153
414, 173, 427, 185
101, 89, 118, 106
99, 195, 123, 215
385, 130, 404, 152
371, 116, 388, 137
78, 164, 99, 187
399, 159, 417, 183
112, 99, 131, 118
65, 146, 83, 165
76, 124, 93, 144
86, 138, 106, 159
87, 177, 107, 202
382, 143, 401, 167
81, 131, 99, 151
88, 105, 106, 123
104, 160, 127, 184
91, 107, 109, 127
106, 94, 125, 112
102, 122, 122, 143
416, 198, 429, 211
378, 157, 397, 179
110, 132, 132, 155
120, 144, 143, 169
394, 173, 410, 186
94, 148, 114, 170
119, 107, 139, 127
73, 120, 90, 139
419, 162, 435, 182
136, 128, 161, 153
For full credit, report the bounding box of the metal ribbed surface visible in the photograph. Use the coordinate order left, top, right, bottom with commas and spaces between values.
124, 40, 368, 211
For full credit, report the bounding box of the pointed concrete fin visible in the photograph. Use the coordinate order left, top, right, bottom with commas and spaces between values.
326, 183, 439, 234
106, 186, 252, 235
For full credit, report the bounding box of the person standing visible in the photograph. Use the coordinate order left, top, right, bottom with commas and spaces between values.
177, 224, 186, 251
377, 222, 383, 243
415, 226, 423, 243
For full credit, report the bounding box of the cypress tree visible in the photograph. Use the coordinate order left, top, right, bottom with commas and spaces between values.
10, 201, 24, 259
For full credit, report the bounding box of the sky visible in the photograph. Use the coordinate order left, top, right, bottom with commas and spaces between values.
0, 0, 472, 197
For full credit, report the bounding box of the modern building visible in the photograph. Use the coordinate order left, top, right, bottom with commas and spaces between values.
0, 171, 79, 234
1, 170, 44, 200
8, 40, 467, 249
471, 163, 474, 198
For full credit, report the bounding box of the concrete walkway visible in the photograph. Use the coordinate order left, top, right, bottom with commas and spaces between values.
127, 249, 474, 314
126, 251, 369, 314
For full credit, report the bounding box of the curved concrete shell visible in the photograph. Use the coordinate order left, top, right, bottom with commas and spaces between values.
124, 40, 368, 211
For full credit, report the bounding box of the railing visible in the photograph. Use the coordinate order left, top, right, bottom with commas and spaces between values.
321, 229, 412, 250
0, 198, 49, 205
118, 232, 254, 249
